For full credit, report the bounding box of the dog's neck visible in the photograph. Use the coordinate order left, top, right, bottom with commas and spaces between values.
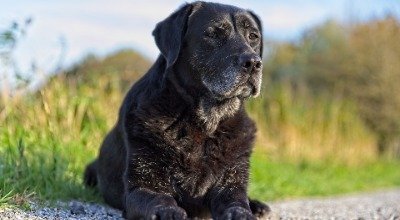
196, 97, 242, 135
165, 65, 243, 135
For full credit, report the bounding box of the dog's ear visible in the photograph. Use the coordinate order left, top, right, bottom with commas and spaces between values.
152, 3, 195, 68
248, 10, 263, 57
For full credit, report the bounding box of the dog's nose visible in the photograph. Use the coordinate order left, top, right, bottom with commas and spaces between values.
239, 54, 262, 73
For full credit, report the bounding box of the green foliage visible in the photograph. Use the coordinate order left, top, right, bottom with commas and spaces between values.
349, 17, 400, 156
264, 17, 400, 157
65, 49, 151, 91
0, 49, 150, 206
247, 83, 377, 163
0, 75, 115, 205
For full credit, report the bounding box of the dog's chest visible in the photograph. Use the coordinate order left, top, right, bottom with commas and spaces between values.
168, 124, 243, 198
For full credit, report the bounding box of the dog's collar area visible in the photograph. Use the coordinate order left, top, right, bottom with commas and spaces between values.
196, 97, 241, 135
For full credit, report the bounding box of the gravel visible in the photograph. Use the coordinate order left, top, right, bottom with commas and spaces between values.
265, 189, 400, 220
0, 189, 399, 219
0, 201, 123, 220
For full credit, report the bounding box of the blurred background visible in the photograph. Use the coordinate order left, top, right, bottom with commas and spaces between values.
1, 0, 400, 206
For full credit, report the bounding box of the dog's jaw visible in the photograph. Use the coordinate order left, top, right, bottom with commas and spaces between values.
196, 97, 241, 135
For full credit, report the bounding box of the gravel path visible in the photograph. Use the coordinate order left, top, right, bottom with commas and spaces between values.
1, 189, 399, 219
266, 189, 400, 220
0, 201, 123, 220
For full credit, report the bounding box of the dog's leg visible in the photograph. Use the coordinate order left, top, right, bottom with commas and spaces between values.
249, 199, 270, 218
208, 186, 255, 220
122, 140, 187, 219
207, 160, 257, 220
124, 188, 187, 220
83, 160, 98, 187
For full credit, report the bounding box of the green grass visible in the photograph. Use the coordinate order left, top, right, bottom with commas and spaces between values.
1, 139, 399, 207
249, 152, 400, 201
1, 74, 399, 207
0, 128, 101, 206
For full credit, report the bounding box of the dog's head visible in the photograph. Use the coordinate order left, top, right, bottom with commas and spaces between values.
153, 1, 263, 100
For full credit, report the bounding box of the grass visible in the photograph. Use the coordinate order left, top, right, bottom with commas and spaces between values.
1, 73, 399, 208
247, 83, 378, 164
249, 152, 400, 201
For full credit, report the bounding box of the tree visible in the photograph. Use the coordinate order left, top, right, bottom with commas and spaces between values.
0, 18, 33, 96
264, 17, 400, 157
349, 16, 400, 156
63, 49, 151, 92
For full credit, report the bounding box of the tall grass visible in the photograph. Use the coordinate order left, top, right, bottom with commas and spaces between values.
0, 72, 395, 205
0, 74, 123, 205
247, 83, 377, 164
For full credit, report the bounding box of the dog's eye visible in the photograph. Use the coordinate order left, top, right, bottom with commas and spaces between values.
249, 33, 259, 40
205, 28, 218, 39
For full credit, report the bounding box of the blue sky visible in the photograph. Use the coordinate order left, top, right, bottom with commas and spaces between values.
0, 0, 399, 78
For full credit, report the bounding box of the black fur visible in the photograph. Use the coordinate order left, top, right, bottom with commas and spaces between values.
84, 1, 270, 219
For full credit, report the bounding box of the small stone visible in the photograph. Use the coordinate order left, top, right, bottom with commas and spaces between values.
70, 202, 86, 215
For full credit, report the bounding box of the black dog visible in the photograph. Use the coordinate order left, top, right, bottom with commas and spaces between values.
84, 1, 270, 219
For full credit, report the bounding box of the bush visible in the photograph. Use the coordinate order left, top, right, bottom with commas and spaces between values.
263, 17, 400, 158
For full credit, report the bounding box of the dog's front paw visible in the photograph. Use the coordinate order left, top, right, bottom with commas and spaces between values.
221, 206, 256, 220
249, 199, 271, 218
151, 206, 187, 220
